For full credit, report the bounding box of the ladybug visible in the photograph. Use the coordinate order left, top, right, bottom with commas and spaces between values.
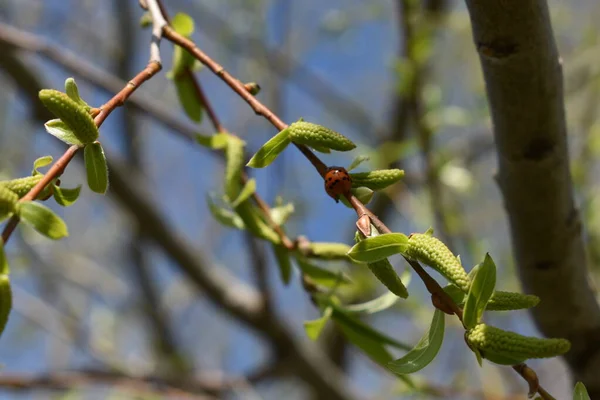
324, 166, 352, 202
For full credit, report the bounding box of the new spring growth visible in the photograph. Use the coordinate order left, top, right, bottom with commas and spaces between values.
0, 275, 12, 337
406, 233, 470, 292
350, 169, 405, 191
0, 186, 19, 221
308, 242, 351, 260
355, 228, 409, 298
39, 89, 99, 145
466, 323, 571, 363
288, 120, 356, 152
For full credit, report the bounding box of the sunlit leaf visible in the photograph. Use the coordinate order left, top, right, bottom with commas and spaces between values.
174, 75, 203, 122
388, 309, 445, 374
231, 178, 256, 208
304, 306, 332, 340
574, 382, 591, 400
52, 185, 81, 207
463, 253, 496, 329
32, 156, 53, 176
246, 128, 291, 168
347, 233, 409, 263
196, 132, 228, 149
348, 155, 370, 171
18, 201, 68, 239
84, 142, 109, 194
0, 239, 8, 275
343, 291, 399, 315
207, 196, 245, 230
44, 119, 84, 146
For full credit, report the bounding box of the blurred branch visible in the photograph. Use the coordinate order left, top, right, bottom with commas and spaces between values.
465, 0, 600, 395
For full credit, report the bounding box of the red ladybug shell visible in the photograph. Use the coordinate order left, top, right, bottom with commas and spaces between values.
324, 166, 352, 202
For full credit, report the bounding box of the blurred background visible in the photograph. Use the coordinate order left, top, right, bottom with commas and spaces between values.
0, 0, 599, 399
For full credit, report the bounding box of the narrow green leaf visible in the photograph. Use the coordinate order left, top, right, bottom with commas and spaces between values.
463, 253, 496, 329
52, 185, 82, 207
0, 239, 8, 275
348, 155, 370, 171
174, 75, 203, 123
442, 284, 465, 305
33, 156, 53, 175
64, 78, 90, 110
246, 128, 291, 168
387, 309, 445, 374
343, 291, 399, 315
231, 178, 256, 208
335, 314, 394, 365
272, 244, 292, 285
329, 306, 411, 350
347, 233, 409, 263
304, 306, 332, 340
296, 258, 351, 287
84, 142, 109, 194
207, 196, 245, 230
18, 201, 68, 239
574, 382, 591, 400
340, 187, 374, 209
196, 132, 228, 149
0, 274, 12, 338
44, 119, 84, 146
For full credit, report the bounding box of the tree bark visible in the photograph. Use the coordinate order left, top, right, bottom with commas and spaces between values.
464, 0, 600, 394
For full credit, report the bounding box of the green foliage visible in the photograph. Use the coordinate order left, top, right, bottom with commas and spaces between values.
84, 142, 109, 194
343, 291, 400, 315
350, 169, 405, 190
64, 78, 91, 111
463, 253, 496, 329
296, 258, 351, 288
388, 309, 445, 374
18, 201, 68, 240
246, 128, 291, 168
573, 382, 591, 400
0, 274, 12, 340
195, 132, 229, 149
0, 239, 7, 275
304, 306, 332, 340
0, 186, 19, 222
347, 233, 409, 263
272, 244, 292, 285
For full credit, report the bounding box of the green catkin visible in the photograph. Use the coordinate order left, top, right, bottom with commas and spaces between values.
0, 275, 11, 336
225, 135, 245, 201
39, 89, 98, 145
406, 233, 470, 292
466, 323, 571, 359
486, 291, 540, 311
0, 175, 44, 198
349, 169, 405, 190
0, 186, 19, 221
288, 121, 356, 151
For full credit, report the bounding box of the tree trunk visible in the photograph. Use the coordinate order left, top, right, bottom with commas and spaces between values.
464, 0, 600, 395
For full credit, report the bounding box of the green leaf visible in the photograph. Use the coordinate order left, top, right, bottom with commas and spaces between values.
231, 178, 256, 208
463, 253, 496, 329
32, 156, 53, 175
388, 309, 445, 374
44, 119, 84, 146
304, 306, 332, 340
246, 128, 291, 168
347, 233, 409, 263
174, 75, 203, 123
18, 201, 68, 239
196, 132, 228, 149
311, 145, 331, 153
269, 202, 295, 226
52, 185, 81, 207
64, 78, 90, 110
171, 12, 195, 36
207, 196, 245, 230
574, 382, 591, 400
225, 135, 245, 201
84, 142, 109, 194
442, 284, 465, 305
343, 291, 399, 315
335, 313, 394, 365
296, 258, 351, 288
348, 155, 370, 171
272, 244, 292, 285
0, 238, 8, 275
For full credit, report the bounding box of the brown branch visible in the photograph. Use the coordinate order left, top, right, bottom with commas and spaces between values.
161, 18, 554, 400
1, 60, 162, 244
